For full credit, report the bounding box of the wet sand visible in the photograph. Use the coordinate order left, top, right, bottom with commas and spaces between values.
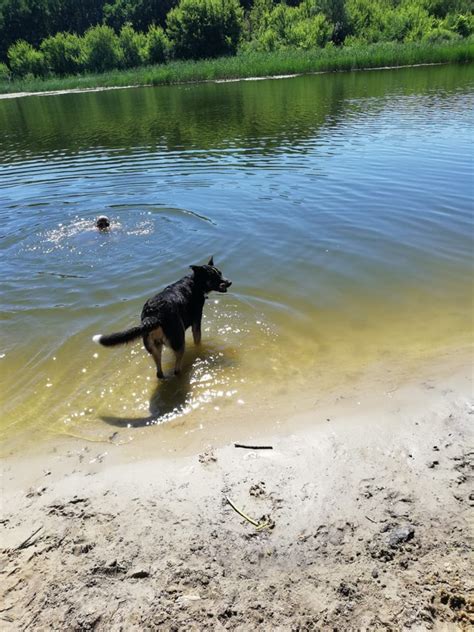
1, 357, 473, 630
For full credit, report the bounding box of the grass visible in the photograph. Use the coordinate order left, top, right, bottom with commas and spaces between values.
1, 39, 473, 95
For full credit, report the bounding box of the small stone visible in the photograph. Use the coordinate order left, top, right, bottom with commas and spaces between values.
428, 460, 439, 468
388, 525, 415, 548
449, 595, 466, 610
129, 569, 150, 579
372, 568, 379, 579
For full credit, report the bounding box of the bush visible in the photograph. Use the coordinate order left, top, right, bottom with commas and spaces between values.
346, 0, 437, 44
7, 40, 46, 77
40, 32, 83, 75
0, 62, 11, 81
82, 25, 123, 73
248, 0, 332, 51
447, 13, 474, 37
346, 0, 386, 43
167, 0, 244, 60
287, 14, 332, 49
388, 4, 435, 43
104, 0, 178, 32
423, 26, 460, 42
119, 23, 147, 68
146, 25, 170, 64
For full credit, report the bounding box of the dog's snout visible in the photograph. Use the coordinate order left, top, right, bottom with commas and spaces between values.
218, 279, 232, 293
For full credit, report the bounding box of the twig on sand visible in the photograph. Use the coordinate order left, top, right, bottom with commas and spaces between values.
225, 496, 273, 530
365, 515, 378, 524
54, 430, 114, 445
15, 526, 43, 551
234, 443, 273, 450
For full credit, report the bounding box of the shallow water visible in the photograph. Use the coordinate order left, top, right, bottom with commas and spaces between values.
1, 64, 473, 452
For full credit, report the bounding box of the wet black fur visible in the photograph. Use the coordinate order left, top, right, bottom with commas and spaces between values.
95, 258, 231, 377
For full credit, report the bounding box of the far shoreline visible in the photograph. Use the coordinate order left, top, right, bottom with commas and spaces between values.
0, 39, 472, 100
0, 60, 447, 101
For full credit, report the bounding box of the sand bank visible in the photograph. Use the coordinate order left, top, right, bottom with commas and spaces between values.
1, 358, 473, 630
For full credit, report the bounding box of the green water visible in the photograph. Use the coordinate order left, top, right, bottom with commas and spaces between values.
0, 64, 473, 452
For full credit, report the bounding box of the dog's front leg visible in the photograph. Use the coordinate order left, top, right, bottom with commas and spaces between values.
192, 321, 201, 345
192, 306, 203, 345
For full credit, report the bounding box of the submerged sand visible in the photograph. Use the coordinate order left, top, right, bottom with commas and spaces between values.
1, 358, 473, 630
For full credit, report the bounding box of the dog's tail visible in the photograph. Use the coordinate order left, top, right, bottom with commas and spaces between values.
92, 318, 159, 347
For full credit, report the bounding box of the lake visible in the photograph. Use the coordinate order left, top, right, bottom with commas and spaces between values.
0, 64, 473, 454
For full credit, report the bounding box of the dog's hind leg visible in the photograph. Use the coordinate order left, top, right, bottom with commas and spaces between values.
173, 345, 185, 376
144, 331, 164, 379
166, 322, 185, 376
170, 328, 185, 376
152, 341, 164, 379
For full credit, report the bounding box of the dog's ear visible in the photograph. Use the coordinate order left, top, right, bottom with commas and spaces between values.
190, 265, 202, 274
207, 256, 214, 266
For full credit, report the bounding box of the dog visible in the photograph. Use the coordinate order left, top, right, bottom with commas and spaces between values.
92, 257, 232, 378
96, 215, 110, 230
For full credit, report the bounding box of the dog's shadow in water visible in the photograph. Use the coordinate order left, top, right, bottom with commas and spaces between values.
101, 344, 231, 429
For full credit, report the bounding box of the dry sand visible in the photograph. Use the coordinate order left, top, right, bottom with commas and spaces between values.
1, 358, 473, 630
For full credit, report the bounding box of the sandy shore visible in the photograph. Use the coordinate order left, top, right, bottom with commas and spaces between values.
1, 359, 473, 630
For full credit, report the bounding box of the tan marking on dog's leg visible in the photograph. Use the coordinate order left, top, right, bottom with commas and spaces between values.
149, 327, 164, 379
151, 341, 164, 379
173, 346, 185, 376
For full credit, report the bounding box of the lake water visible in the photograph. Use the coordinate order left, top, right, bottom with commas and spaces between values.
1, 64, 473, 454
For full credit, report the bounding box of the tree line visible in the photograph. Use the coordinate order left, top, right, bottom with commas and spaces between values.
1, 0, 472, 79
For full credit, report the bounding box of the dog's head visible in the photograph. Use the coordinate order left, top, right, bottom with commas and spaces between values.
96, 215, 110, 230
190, 257, 232, 293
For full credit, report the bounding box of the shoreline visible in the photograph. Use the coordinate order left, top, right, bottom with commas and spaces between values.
1, 344, 471, 462
0, 60, 447, 101
0, 39, 471, 100
1, 356, 473, 629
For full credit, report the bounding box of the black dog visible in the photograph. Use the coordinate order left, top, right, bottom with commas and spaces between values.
93, 257, 232, 378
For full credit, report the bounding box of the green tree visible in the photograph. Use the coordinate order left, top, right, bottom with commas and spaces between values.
40, 32, 83, 75
146, 24, 170, 63
345, 0, 387, 43
0, 0, 107, 61
82, 24, 123, 72
8, 39, 46, 76
0, 61, 11, 80
167, 0, 244, 59
104, 0, 177, 30
312, 0, 350, 43
247, 0, 333, 51
119, 23, 147, 67
287, 14, 332, 48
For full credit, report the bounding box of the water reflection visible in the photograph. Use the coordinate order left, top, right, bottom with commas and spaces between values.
0, 65, 471, 160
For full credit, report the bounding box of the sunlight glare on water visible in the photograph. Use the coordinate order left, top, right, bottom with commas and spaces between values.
0, 64, 473, 453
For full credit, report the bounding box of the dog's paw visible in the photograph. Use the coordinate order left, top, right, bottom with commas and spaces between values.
156, 371, 165, 380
